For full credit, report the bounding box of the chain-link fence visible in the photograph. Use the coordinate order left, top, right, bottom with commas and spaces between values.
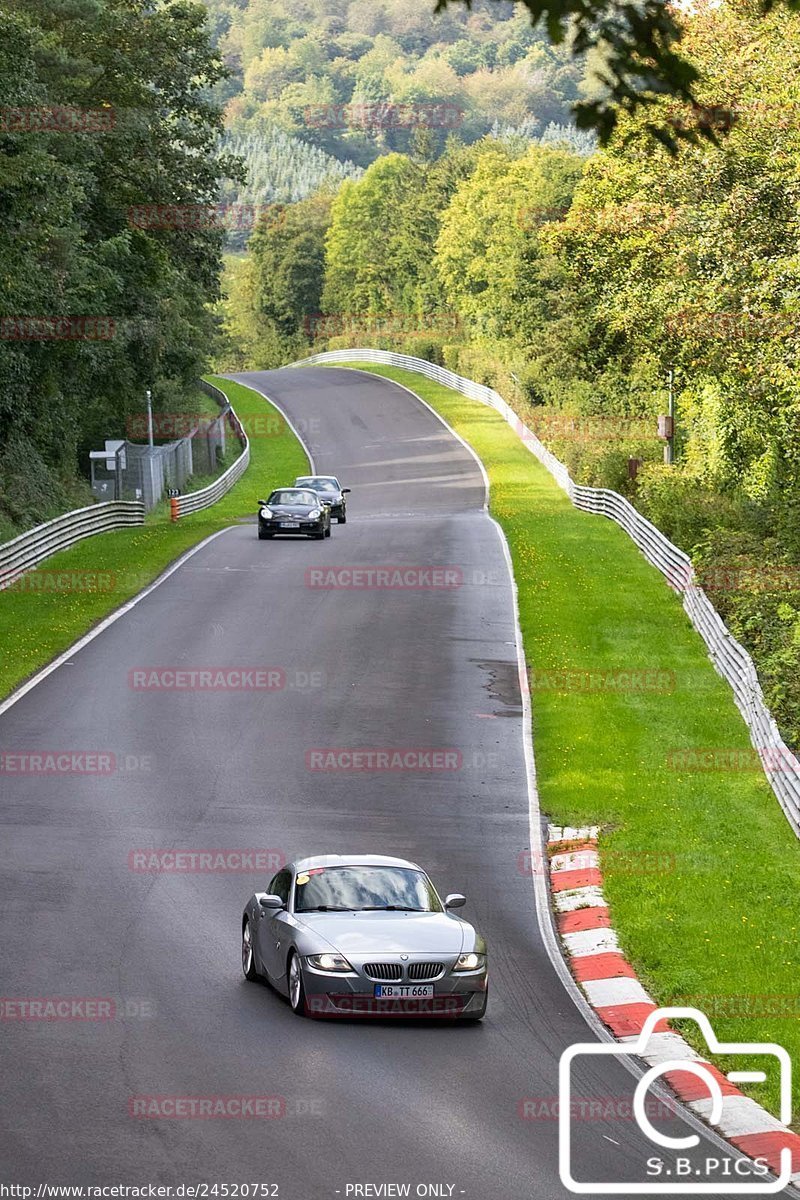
89, 384, 233, 511
90, 439, 194, 509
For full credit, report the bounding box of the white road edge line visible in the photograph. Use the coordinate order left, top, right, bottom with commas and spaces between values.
313, 362, 783, 1176
0, 378, 311, 721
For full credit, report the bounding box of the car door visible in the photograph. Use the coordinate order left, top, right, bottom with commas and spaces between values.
256, 868, 292, 980
261, 873, 292, 984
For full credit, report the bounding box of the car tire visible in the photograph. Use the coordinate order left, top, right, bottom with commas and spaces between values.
313, 529, 325, 540
258, 530, 272, 540
337, 514, 346, 524
325, 524, 331, 538
241, 918, 261, 982
287, 951, 307, 1016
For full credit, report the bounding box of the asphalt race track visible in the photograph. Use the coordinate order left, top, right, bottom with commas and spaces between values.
1, 367, 783, 1198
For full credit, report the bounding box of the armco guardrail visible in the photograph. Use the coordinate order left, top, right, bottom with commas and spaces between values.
291, 348, 800, 839
0, 501, 145, 590
170, 383, 250, 519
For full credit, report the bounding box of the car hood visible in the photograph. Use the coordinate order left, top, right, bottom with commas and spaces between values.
265, 505, 316, 517
296, 910, 466, 955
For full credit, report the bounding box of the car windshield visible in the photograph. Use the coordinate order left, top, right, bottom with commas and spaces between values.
268, 490, 316, 505
297, 477, 339, 492
294, 865, 442, 913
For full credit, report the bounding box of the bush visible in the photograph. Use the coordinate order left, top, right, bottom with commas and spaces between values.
634, 464, 754, 554
0, 432, 93, 540
554, 438, 659, 498
395, 336, 445, 365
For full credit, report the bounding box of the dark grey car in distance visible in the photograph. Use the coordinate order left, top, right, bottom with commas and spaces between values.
294, 475, 350, 523
241, 854, 488, 1019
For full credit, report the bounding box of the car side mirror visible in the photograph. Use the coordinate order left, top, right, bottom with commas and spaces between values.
444, 893, 466, 909
257, 499, 268, 507
257, 893, 284, 909
342, 488, 351, 494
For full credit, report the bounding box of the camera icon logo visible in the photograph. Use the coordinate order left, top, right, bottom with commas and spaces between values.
559, 1007, 793, 1194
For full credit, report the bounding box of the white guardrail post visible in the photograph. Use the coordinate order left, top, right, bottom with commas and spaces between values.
0, 501, 145, 590
169, 381, 250, 520
289, 347, 800, 840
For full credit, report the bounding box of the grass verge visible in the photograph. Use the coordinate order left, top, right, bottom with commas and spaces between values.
0, 376, 308, 700
338, 361, 800, 1119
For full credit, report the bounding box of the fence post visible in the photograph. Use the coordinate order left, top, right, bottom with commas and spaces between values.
170, 495, 179, 522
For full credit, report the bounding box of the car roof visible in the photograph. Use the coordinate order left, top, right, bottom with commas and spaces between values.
290, 853, 424, 873
296, 475, 339, 484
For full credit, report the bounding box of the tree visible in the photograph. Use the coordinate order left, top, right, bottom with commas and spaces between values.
0, 0, 240, 529
250, 195, 333, 337
321, 154, 418, 313
438, 0, 703, 146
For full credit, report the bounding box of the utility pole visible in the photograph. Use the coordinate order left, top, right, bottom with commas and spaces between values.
658, 368, 675, 464
146, 388, 154, 448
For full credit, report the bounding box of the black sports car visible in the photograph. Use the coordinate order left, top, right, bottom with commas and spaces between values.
257, 488, 331, 540
294, 475, 350, 524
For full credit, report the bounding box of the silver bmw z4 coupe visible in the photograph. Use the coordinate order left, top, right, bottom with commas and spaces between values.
241, 854, 488, 1020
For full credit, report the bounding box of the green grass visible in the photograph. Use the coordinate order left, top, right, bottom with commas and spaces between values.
338, 362, 800, 1120
0, 376, 309, 700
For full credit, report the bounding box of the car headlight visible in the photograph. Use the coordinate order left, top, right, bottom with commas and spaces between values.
260, 507, 273, 519
308, 509, 321, 519
453, 952, 486, 972
306, 953, 353, 972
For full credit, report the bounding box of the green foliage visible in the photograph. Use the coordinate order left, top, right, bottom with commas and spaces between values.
0, 0, 238, 534
204, 0, 591, 174
322, 155, 420, 314
437, 0, 702, 147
